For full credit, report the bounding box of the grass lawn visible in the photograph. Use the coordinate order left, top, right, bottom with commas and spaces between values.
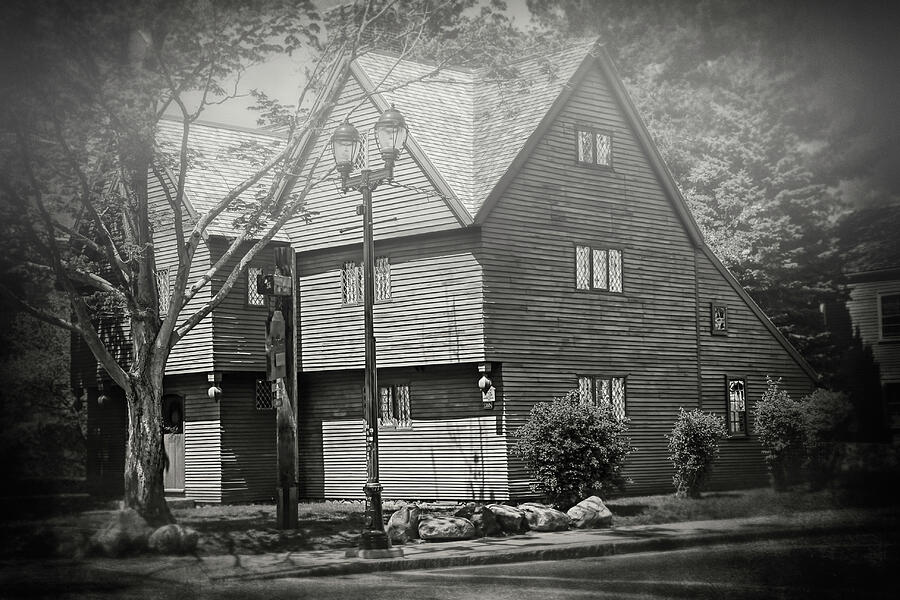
1, 486, 891, 558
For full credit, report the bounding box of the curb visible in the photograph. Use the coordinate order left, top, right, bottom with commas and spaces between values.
216, 521, 882, 581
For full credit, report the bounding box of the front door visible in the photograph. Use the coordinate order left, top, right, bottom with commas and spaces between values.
162, 395, 185, 492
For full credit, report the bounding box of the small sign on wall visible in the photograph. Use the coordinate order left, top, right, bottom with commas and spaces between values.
482, 387, 495, 410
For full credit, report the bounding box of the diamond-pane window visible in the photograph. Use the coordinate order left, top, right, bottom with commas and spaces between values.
577, 129, 594, 164
610, 377, 626, 419
596, 133, 612, 166
575, 246, 590, 290
576, 127, 613, 167
155, 268, 171, 315
609, 249, 623, 292
578, 375, 625, 418
248, 267, 265, 306
712, 304, 728, 334
375, 257, 391, 301
342, 261, 363, 305
396, 384, 411, 428
592, 249, 608, 290
727, 378, 747, 434
578, 376, 593, 403
379, 384, 412, 429
255, 379, 274, 410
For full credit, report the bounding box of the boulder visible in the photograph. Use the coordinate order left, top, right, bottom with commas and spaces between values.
90, 509, 154, 557
417, 516, 476, 541
486, 504, 529, 534
148, 524, 200, 554
454, 503, 502, 537
518, 503, 571, 532
387, 505, 421, 544
566, 496, 613, 529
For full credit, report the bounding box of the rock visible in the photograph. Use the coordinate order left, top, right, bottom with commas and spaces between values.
486, 504, 529, 534
518, 503, 571, 532
566, 496, 613, 529
417, 516, 476, 541
148, 524, 200, 554
454, 503, 502, 537
90, 509, 154, 557
387, 505, 421, 544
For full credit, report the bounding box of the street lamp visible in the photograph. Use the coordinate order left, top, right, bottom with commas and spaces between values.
330, 106, 408, 558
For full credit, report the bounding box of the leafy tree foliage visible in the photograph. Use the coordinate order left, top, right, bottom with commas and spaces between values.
515, 390, 634, 509
754, 378, 805, 490
666, 408, 727, 498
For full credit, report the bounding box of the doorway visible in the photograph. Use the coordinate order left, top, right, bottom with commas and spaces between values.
162, 394, 185, 492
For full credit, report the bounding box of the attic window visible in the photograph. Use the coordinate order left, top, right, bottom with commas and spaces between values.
711, 303, 728, 335
576, 127, 612, 168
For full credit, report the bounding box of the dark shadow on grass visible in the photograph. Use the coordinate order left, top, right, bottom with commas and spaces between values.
608, 504, 649, 517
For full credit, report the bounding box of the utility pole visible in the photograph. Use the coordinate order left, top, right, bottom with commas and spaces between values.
262, 246, 298, 529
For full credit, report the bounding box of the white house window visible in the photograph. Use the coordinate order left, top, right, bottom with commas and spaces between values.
727, 378, 747, 435
576, 245, 623, 293
342, 257, 391, 305
577, 375, 626, 419
379, 383, 411, 429
881, 294, 900, 339
155, 268, 171, 315
247, 267, 266, 306
255, 379, 274, 410
576, 127, 612, 167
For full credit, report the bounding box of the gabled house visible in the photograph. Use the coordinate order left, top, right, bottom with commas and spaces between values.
77, 41, 817, 503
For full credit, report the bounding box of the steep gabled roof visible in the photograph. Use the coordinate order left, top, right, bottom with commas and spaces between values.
156, 118, 289, 241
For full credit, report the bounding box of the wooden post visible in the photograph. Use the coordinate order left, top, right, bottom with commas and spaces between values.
272, 246, 298, 529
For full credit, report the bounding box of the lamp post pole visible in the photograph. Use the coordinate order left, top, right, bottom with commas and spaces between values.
331, 107, 408, 559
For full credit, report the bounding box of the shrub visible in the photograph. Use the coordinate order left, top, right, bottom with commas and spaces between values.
754, 378, 805, 490
666, 408, 727, 498
798, 389, 853, 489
514, 390, 634, 509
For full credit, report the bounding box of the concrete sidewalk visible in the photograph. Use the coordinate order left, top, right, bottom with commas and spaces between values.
48, 508, 894, 584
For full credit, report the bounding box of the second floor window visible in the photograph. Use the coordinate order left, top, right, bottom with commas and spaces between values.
881, 294, 900, 339
379, 383, 411, 429
578, 375, 626, 420
342, 257, 391, 305
155, 268, 171, 315
576, 245, 622, 293
247, 266, 266, 306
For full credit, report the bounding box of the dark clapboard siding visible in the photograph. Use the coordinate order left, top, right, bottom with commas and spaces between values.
86, 387, 127, 498
299, 228, 485, 370
481, 63, 700, 497
299, 364, 508, 501
148, 171, 215, 375
695, 249, 815, 490
479, 59, 813, 497
209, 239, 284, 371
165, 374, 223, 503
219, 372, 277, 503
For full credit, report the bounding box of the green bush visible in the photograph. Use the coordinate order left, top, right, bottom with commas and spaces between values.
754, 378, 805, 490
798, 389, 853, 489
666, 408, 727, 498
514, 390, 634, 509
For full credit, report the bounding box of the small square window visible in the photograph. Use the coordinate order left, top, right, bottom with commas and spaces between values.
248, 267, 266, 306
379, 383, 411, 429
711, 303, 728, 335
881, 294, 900, 339
727, 378, 748, 435
575, 127, 612, 168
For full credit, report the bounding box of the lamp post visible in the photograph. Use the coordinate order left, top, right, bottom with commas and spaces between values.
331, 106, 408, 558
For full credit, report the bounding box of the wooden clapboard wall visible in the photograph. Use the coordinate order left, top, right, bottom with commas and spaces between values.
299, 363, 508, 501
847, 277, 900, 383
478, 57, 814, 496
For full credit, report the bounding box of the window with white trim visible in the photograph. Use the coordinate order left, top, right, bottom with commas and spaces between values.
576, 245, 623, 293
379, 383, 411, 429
155, 268, 171, 315
727, 378, 748, 435
881, 294, 900, 339
342, 257, 391, 305
576, 127, 612, 167
247, 266, 266, 306
577, 375, 626, 420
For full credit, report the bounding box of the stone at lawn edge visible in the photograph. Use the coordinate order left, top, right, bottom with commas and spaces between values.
417, 516, 476, 541
455, 503, 502, 537
90, 509, 154, 557
518, 503, 572, 532
486, 504, 529, 534
148, 524, 200, 554
567, 496, 613, 529
387, 505, 421, 544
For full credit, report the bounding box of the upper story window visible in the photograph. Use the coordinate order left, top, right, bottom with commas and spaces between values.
576, 245, 622, 293
727, 378, 748, 435
342, 257, 391, 305
881, 294, 900, 339
576, 127, 612, 168
247, 266, 266, 307
155, 267, 171, 315
379, 383, 411, 429
711, 303, 728, 335
578, 375, 626, 420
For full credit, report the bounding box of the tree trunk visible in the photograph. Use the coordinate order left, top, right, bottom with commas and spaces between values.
123, 371, 173, 526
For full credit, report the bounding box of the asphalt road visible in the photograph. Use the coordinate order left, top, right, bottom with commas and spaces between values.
4, 532, 897, 599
